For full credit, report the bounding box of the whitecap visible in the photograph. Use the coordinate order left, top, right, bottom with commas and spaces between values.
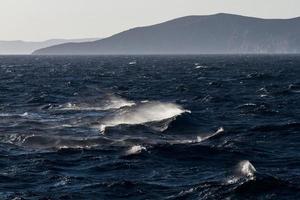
196, 127, 224, 142
289, 84, 300, 93
0, 112, 30, 117
242, 103, 257, 107
60, 96, 135, 111
98, 101, 190, 133
238, 160, 256, 177
125, 145, 146, 155
20, 112, 29, 117
19, 135, 111, 150
53, 177, 70, 187
128, 61, 137, 65
226, 177, 240, 184
195, 65, 208, 69
0, 113, 12, 117
226, 160, 256, 184
0, 133, 35, 145
102, 96, 136, 110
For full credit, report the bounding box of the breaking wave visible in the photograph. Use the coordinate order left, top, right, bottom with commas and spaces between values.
170, 127, 225, 144
197, 127, 224, 142
98, 101, 190, 133
227, 160, 257, 184
1, 134, 113, 150
125, 145, 147, 155
237, 160, 256, 178
60, 95, 135, 111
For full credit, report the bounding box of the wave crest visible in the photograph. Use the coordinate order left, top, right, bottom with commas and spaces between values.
60, 95, 135, 111
238, 160, 256, 177
197, 127, 224, 142
99, 101, 190, 133
125, 145, 147, 155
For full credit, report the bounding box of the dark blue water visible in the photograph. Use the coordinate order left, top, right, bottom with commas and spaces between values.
0, 55, 300, 199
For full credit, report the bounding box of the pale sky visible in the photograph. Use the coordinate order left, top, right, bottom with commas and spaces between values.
0, 0, 299, 41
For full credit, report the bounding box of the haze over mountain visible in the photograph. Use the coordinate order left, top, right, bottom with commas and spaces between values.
0, 38, 99, 55
33, 13, 300, 55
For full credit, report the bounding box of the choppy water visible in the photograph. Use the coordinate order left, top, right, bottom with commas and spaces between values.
0, 55, 300, 199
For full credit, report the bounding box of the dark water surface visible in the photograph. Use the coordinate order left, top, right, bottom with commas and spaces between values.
0, 55, 299, 199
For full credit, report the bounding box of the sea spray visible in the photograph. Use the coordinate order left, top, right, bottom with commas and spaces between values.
99, 101, 190, 133
60, 95, 135, 111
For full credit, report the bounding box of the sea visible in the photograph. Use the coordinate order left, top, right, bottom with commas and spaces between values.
0, 55, 299, 199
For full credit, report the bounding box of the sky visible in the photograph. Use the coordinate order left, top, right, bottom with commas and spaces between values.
0, 0, 299, 41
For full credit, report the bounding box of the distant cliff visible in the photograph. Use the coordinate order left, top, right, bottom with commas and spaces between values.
0, 38, 98, 55
33, 13, 300, 55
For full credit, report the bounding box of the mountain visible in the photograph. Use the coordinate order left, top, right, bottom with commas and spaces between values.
0, 38, 99, 55
33, 13, 300, 55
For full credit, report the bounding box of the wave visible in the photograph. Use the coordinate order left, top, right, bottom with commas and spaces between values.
236, 103, 278, 115
234, 175, 300, 196
289, 83, 300, 93
231, 161, 299, 197
82, 180, 171, 195
0, 134, 113, 150
98, 101, 190, 133
0, 133, 34, 146
169, 160, 297, 199
167, 127, 225, 144
128, 61, 137, 65
252, 122, 300, 132
195, 65, 209, 69
237, 160, 256, 178
196, 127, 224, 142
226, 160, 257, 185
0, 112, 30, 118
59, 95, 135, 111
245, 72, 274, 80
125, 145, 147, 155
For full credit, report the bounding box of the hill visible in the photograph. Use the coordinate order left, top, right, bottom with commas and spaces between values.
33, 13, 300, 55
0, 38, 98, 55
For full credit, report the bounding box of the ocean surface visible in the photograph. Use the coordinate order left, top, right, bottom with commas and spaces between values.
0, 55, 299, 199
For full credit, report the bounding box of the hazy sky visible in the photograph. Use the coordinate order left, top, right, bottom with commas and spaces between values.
0, 0, 299, 41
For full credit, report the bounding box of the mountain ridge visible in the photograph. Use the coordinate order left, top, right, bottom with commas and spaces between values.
0, 38, 99, 55
33, 13, 300, 55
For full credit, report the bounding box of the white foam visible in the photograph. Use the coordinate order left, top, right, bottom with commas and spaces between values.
260, 94, 268, 98
102, 96, 136, 110
195, 65, 208, 69
60, 103, 104, 111
0, 113, 11, 117
227, 160, 256, 184
53, 177, 70, 187
60, 96, 135, 111
197, 127, 224, 142
226, 177, 239, 184
243, 103, 257, 106
238, 160, 256, 177
99, 101, 190, 133
20, 112, 29, 117
0, 112, 30, 117
126, 145, 146, 155
129, 61, 137, 65
2, 133, 35, 145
